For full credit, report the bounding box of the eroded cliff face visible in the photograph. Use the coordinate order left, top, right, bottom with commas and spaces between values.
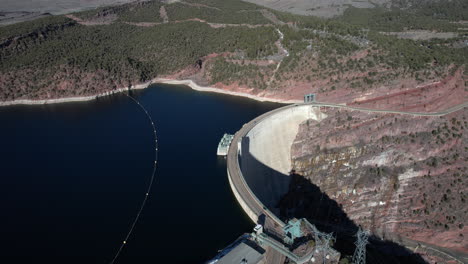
286, 107, 467, 261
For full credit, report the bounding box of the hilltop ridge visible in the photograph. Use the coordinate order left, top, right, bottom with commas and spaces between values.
0, 0, 466, 112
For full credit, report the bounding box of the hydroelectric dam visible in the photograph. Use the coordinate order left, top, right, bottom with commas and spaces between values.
224, 103, 339, 264
225, 100, 468, 228
226, 103, 325, 226
223, 101, 468, 264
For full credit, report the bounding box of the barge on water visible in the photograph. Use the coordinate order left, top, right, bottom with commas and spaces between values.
217, 133, 234, 156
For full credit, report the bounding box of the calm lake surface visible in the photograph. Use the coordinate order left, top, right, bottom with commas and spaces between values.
0, 84, 282, 263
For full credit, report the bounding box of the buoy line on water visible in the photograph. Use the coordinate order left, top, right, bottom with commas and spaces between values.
109, 93, 159, 264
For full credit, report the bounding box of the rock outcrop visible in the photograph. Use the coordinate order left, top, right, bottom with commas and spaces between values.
283, 107, 467, 262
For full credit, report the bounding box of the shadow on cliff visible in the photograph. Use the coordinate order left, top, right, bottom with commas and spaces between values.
276, 173, 428, 264
237, 136, 427, 263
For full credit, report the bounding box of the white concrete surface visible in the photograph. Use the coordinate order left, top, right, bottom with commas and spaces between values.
246, 105, 325, 175
239, 105, 326, 211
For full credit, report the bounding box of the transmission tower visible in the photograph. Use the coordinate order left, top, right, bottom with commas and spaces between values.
310, 225, 336, 264
352, 228, 370, 264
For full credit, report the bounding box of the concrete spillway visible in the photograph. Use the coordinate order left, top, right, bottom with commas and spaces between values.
227, 104, 326, 224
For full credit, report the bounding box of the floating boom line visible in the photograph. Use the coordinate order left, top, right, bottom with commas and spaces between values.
109, 93, 159, 264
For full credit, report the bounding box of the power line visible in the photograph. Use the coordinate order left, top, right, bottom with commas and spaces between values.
109, 93, 159, 264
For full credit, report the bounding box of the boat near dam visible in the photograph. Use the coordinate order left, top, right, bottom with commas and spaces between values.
217, 133, 234, 156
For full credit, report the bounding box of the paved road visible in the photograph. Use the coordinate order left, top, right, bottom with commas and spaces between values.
311, 101, 468, 117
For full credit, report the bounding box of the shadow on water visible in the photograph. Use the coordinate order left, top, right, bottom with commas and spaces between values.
277, 173, 428, 264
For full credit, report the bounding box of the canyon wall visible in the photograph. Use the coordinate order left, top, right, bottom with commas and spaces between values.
285, 107, 467, 262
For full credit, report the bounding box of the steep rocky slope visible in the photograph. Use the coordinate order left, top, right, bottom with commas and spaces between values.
283, 107, 467, 262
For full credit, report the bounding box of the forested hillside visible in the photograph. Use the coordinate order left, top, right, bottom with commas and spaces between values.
0, 1, 466, 262
0, 0, 466, 106
0, 0, 277, 100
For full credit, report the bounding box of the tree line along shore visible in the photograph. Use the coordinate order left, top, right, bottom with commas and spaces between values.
0, 0, 466, 104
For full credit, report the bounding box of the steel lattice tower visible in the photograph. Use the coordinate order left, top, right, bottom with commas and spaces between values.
310, 225, 336, 264
352, 228, 370, 264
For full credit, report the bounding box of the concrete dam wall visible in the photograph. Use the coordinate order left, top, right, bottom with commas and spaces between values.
237, 104, 326, 216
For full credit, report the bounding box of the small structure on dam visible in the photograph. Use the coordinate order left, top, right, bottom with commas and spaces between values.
217, 133, 234, 156
283, 218, 303, 245
252, 218, 341, 264
207, 219, 340, 264
304, 93, 315, 103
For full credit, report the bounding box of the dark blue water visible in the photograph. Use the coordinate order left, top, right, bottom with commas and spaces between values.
0, 84, 282, 264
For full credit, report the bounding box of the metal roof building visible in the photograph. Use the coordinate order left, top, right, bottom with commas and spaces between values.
217, 241, 264, 264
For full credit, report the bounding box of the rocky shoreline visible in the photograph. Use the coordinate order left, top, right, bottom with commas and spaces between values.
0, 78, 300, 107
